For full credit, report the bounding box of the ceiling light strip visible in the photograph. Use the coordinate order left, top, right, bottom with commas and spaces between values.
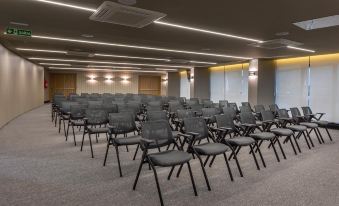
28, 57, 193, 68
17, 48, 67, 53
94, 53, 170, 61
87, 65, 142, 69
34, 0, 96, 12
154, 21, 263, 43
48, 67, 166, 73
39, 63, 71, 66
287, 46, 315, 53
29, 35, 251, 60
189, 60, 217, 65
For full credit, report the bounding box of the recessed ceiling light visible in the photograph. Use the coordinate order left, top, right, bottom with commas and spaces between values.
287, 46, 315, 53
10, 21, 29, 27
189, 60, 217, 65
24, 35, 251, 59
28, 57, 193, 68
16, 48, 66, 53
154, 20, 263, 43
81, 34, 94, 38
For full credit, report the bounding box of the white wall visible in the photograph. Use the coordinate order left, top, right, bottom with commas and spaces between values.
0, 44, 44, 128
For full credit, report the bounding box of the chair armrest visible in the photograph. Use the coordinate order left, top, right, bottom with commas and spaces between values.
262, 120, 273, 124
177, 133, 192, 138
316, 112, 325, 115
140, 138, 155, 148
278, 117, 292, 121
219, 127, 233, 131
241, 123, 256, 127
187, 132, 200, 136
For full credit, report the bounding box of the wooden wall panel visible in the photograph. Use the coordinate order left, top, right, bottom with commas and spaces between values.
138, 75, 161, 95
49, 73, 76, 98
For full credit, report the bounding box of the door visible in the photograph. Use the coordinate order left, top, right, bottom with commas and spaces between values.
138, 75, 161, 95
49, 73, 76, 99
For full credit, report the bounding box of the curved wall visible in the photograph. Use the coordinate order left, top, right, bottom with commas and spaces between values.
0, 44, 44, 128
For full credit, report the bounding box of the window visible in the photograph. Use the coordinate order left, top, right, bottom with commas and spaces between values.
180, 71, 190, 98
210, 64, 249, 105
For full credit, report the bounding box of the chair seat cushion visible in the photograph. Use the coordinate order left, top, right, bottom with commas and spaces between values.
225, 136, 255, 146
250, 132, 275, 140
114, 135, 141, 145
300, 122, 318, 128
193, 143, 229, 155
286, 125, 306, 131
172, 130, 181, 137
71, 120, 85, 126
149, 150, 191, 167
88, 127, 109, 133
314, 120, 328, 126
270, 128, 293, 136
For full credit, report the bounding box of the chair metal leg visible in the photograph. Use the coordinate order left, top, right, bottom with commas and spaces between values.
88, 133, 94, 158
150, 163, 164, 206
231, 147, 243, 177
288, 136, 297, 155
133, 144, 140, 160
302, 131, 311, 149
276, 137, 286, 159
325, 127, 333, 141
187, 162, 198, 196
249, 144, 260, 170
103, 140, 110, 166
196, 154, 211, 191
209, 155, 217, 168
223, 153, 234, 182
72, 124, 76, 146
316, 128, 325, 143
255, 141, 266, 168
115, 146, 122, 177
312, 128, 322, 144
167, 166, 175, 180
80, 130, 86, 151
66, 122, 70, 141
133, 153, 145, 190
270, 139, 280, 162
305, 130, 315, 147
203, 155, 211, 167
292, 133, 301, 153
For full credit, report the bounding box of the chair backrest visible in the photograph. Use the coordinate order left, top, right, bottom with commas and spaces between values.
219, 100, 228, 109
102, 104, 118, 114
127, 101, 141, 113
203, 100, 214, 108
179, 97, 186, 105
242, 102, 251, 108
290, 107, 301, 118
190, 104, 203, 113
103, 97, 115, 105
216, 114, 235, 129
70, 104, 86, 119
108, 112, 136, 134
202, 108, 217, 117
301, 106, 312, 116
269, 104, 279, 113
240, 105, 252, 113
146, 105, 162, 112
61, 101, 79, 113
141, 120, 174, 148
147, 111, 168, 121
228, 102, 239, 112
85, 109, 108, 125
261, 110, 275, 121
278, 109, 290, 118
88, 100, 103, 109
254, 105, 265, 113
177, 109, 195, 120
240, 112, 256, 124
148, 101, 161, 107
53, 96, 67, 106
222, 107, 237, 119
186, 100, 198, 106
183, 117, 209, 139
168, 102, 183, 113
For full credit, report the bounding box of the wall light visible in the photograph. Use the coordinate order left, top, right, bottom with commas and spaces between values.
249, 71, 257, 76
105, 75, 113, 83
87, 74, 97, 83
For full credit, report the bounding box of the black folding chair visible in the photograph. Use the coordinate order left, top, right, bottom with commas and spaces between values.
103, 112, 141, 177
132, 120, 197, 206
66, 104, 86, 146
80, 109, 109, 158
302, 106, 333, 141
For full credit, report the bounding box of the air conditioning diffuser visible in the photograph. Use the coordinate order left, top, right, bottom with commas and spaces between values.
249, 39, 302, 49
90, 1, 166, 28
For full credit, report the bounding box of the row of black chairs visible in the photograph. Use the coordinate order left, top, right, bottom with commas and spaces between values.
50, 94, 334, 206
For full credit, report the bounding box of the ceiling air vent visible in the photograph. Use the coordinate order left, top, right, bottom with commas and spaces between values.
89, 1, 166, 28
249, 39, 302, 49
66, 51, 95, 57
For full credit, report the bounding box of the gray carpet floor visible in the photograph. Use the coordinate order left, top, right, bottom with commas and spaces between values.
1, 104, 339, 206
